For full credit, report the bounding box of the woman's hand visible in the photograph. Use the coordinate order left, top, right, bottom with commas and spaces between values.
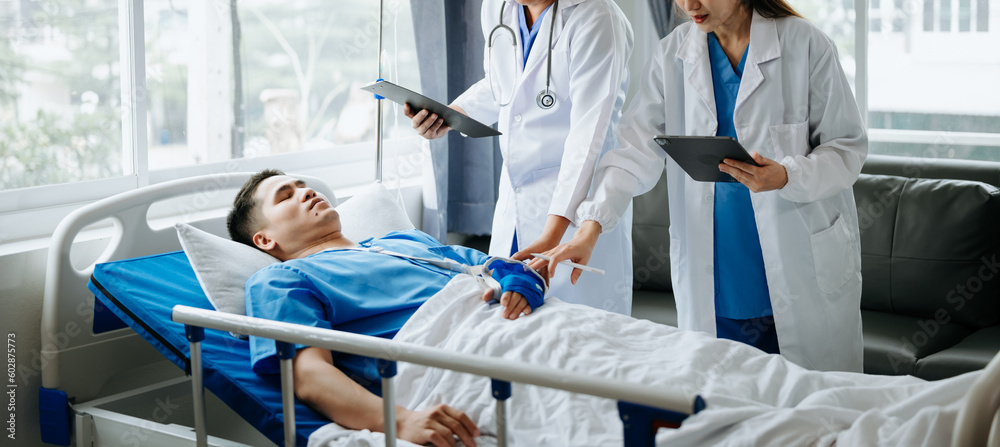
511, 215, 572, 266
527, 220, 602, 285
404, 104, 466, 140
718, 151, 788, 192
396, 404, 480, 447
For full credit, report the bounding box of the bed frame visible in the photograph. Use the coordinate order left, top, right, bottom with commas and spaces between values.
39, 172, 1000, 446
39, 172, 704, 446
40, 172, 334, 446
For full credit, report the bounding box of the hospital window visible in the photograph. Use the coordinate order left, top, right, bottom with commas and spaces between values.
0, 0, 124, 191
922, 0, 991, 32
865, 0, 999, 162
790, 0, 1000, 162
870, 0, 883, 32
895, 0, 909, 32
941, 0, 952, 31
0, 0, 421, 243
978, 0, 989, 31
924, 0, 934, 31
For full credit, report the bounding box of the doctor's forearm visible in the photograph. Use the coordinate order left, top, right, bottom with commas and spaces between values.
574, 220, 602, 246
540, 215, 571, 241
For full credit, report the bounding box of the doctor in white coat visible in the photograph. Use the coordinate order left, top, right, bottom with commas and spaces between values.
535, 0, 867, 372
407, 0, 636, 314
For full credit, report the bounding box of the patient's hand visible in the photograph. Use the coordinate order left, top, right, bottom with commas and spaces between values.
397, 404, 479, 447
481, 289, 532, 320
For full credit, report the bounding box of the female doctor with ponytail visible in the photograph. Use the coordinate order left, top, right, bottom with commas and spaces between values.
406, 0, 636, 315
536, 0, 867, 372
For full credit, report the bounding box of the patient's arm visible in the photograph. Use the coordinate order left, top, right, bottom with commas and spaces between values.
293, 347, 480, 447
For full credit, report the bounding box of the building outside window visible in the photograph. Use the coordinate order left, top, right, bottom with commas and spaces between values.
791, 0, 1000, 162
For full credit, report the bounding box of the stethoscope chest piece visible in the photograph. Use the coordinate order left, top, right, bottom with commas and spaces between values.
536, 89, 556, 109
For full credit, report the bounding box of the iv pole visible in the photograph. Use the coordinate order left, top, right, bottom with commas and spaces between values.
374, 0, 385, 183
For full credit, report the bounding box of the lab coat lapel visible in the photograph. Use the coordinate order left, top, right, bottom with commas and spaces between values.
734, 12, 780, 116
502, 0, 526, 75
677, 24, 717, 130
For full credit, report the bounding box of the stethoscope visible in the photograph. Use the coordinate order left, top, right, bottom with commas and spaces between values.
487, 0, 559, 109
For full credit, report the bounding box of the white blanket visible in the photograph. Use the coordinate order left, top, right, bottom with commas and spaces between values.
309, 275, 977, 446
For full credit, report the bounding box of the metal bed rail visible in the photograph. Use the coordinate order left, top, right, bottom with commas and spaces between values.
172, 305, 705, 447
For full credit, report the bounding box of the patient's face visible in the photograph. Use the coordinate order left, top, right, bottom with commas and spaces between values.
253, 175, 340, 256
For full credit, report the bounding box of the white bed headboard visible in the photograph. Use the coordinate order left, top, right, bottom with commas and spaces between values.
41, 172, 334, 402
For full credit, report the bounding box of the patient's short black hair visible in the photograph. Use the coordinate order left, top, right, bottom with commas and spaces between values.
227, 169, 284, 249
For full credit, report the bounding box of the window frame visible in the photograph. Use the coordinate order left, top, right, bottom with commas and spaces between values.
0, 0, 422, 245
4, 0, 999, 245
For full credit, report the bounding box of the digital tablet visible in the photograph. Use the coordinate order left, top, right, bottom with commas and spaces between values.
653, 135, 759, 182
360, 80, 501, 138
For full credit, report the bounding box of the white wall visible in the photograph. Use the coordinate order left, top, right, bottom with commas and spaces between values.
2, 244, 52, 446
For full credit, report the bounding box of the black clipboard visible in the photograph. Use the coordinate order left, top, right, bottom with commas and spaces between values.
359, 80, 501, 138
653, 135, 759, 183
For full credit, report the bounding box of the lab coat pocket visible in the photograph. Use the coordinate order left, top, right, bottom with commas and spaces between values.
809, 214, 856, 294
768, 120, 810, 159
523, 166, 560, 221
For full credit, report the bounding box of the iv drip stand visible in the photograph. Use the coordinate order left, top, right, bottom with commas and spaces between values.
375, 0, 385, 183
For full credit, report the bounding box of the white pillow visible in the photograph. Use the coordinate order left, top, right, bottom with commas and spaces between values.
176, 222, 279, 317
336, 182, 415, 241
176, 182, 415, 321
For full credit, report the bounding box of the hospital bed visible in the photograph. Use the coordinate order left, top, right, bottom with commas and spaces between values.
37, 171, 1000, 446
38, 172, 704, 446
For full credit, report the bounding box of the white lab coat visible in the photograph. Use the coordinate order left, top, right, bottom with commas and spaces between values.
577, 12, 867, 371
453, 0, 635, 314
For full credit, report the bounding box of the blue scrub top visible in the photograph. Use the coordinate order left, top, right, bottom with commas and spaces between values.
245, 229, 489, 395
518, 3, 553, 66
708, 32, 773, 320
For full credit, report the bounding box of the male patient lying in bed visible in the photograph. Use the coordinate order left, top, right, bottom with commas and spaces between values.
225, 170, 974, 447
227, 169, 546, 447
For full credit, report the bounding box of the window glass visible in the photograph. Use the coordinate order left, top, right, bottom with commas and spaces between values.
0, 0, 123, 190
867, 0, 1000, 161
787, 0, 857, 89
924, 0, 934, 32
940, 0, 951, 31
143, 0, 421, 170
959, 0, 971, 32
977, 0, 988, 31
892, 0, 906, 32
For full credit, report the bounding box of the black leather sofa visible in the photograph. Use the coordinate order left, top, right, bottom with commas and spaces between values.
630, 154, 1000, 380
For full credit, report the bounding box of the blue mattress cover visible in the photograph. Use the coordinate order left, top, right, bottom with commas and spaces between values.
88, 250, 328, 446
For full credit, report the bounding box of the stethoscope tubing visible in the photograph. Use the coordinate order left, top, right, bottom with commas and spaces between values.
489, 0, 559, 109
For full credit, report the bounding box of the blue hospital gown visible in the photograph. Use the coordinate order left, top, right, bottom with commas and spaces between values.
245, 229, 490, 395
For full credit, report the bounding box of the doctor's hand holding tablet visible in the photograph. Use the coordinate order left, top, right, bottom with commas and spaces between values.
652, 135, 789, 191
538, 0, 869, 373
